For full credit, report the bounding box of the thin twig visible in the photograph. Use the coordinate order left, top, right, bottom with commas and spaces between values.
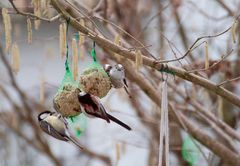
187, 1, 228, 21
137, 3, 170, 38
64, 0, 157, 60
187, 49, 233, 73
156, 26, 233, 63
217, 76, 240, 86
169, 82, 240, 142
216, 0, 234, 16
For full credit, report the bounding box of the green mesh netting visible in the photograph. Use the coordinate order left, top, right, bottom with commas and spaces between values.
182, 135, 200, 166
79, 43, 111, 98
55, 22, 87, 137
79, 42, 108, 76
58, 67, 79, 93
58, 54, 87, 137
74, 32, 80, 41
87, 46, 108, 76
57, 37, 79, 91
68, 114, 87, 138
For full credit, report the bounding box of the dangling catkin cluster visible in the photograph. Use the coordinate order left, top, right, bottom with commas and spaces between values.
42, 0, 50, 17
32, 0, 41, 30
27, 18, 32, 44
114, 35, 122, 61
135, 50, 143, 71
79, 33, 85, 60
11, 43, 20, 74
72, 38, 78, 81
2, 8, 12, 53
116, 142, 121, 164
40, 77, 45, 103
231, 21, 237, 43
59, 23, 67, 58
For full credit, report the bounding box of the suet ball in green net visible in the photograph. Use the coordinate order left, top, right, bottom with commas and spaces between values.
79, 49, 111, 98
53, 84, 82, 117
53, 63, 82, 117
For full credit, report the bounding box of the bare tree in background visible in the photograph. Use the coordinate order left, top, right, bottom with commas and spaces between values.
1, 0, 240, 165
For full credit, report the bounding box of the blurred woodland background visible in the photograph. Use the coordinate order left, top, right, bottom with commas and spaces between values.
1, 0, 240, 166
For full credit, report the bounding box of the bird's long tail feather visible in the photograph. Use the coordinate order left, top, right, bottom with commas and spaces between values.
68, 137, 84, 149
107, 113, 132, 130
67, 133, 84, 150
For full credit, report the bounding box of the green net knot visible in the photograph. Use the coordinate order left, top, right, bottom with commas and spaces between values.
158, 63, 176, 75
58, 68, 79, 93
91, 48, 97, 62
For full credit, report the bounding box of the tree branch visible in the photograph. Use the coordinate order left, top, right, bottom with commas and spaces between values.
49, 0, 240, 108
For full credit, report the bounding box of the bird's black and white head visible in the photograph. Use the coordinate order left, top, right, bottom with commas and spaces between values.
79, 91, 88, 97
104, 64, 112, 73
78, 91, 92, 102
109, 64, 125, 80
38, 110, 53, 121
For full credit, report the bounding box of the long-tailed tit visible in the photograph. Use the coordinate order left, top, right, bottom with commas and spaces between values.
104, 64, 131, 97
78, 91, 131, 130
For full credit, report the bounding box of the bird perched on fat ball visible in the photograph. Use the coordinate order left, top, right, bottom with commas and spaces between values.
104, 64, 131, 97
78, 91, 132, 130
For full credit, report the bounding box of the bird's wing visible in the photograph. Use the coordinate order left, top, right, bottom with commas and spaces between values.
93, 96, 110, 122
84, 104, 110, 123
122, 78, 132, 98
98, 103, 110, 123
82, 96, 110, 123
78, 93, 110, 122
39, 121, 68, 141
123, 78, 128, 87
40, 121, 83, 149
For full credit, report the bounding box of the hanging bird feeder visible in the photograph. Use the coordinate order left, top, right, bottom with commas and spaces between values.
79, 42, 111, 98
53, 68, 82, 117
53, 20, 87, 137
53, 41, 82, 117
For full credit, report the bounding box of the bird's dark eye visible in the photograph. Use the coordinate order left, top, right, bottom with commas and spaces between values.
104, 64, 112, 72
